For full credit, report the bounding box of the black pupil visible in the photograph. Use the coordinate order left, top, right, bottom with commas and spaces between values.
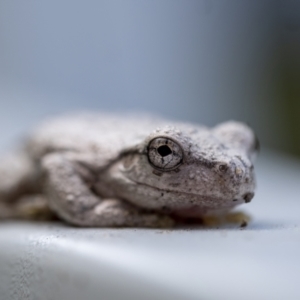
157, 145, 172, 157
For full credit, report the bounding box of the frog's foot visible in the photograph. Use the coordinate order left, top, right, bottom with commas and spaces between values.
14, 195, 57, 221
201, 211, 251, 228
224, 211, 251, 227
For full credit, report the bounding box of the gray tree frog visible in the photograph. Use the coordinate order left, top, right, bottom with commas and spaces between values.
0, 113, 258, 227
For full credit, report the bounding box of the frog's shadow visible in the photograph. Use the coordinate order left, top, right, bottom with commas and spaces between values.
174, 219, 283, 231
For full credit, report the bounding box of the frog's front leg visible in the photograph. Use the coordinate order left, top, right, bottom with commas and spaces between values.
42, 153, 173, 228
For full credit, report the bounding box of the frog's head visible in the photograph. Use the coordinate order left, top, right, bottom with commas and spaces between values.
116, 121, 258, 217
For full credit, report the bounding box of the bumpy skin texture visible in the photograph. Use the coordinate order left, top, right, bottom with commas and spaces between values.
0, 113, 258, 227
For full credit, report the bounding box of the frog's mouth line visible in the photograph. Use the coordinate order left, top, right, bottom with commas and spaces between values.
125, 179, 242, 217
127, 178, 242, 207
129, 178, 202, 197
115, 169, 246, 207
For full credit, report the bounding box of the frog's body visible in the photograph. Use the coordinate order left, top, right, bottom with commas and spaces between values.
0, 113, 258, 227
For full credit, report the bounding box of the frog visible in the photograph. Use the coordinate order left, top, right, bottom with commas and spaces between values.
0, 113, 258, 227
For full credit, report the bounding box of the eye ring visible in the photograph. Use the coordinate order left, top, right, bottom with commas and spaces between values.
147, 137, 183, 171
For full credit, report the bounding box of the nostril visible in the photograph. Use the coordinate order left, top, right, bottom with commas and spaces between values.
243, 192, 254, 203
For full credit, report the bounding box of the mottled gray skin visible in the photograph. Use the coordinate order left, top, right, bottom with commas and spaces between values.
0, 113, 258, 227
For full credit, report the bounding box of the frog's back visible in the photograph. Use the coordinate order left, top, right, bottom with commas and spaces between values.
26, 113, 168, 160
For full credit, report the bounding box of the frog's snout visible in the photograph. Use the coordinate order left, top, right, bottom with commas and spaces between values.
226, 158, 255, 203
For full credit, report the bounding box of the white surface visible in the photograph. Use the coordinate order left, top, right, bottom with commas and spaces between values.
0, 151, 300, 300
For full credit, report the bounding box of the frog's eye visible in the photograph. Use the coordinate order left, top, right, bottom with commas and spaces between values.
147, 137, 183, 171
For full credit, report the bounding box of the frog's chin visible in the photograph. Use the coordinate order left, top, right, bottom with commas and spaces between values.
169, 206, 233, 218
165, 199, 240, 218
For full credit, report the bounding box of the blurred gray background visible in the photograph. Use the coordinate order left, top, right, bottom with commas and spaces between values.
0, 0, 299, 155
